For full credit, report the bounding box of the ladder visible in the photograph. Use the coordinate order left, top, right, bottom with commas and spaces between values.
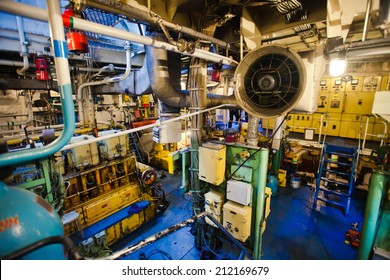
129, 132, 143, 163
313, 144, 358, 215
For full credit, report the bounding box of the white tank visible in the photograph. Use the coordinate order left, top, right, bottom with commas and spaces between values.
97, 130, 128, 160
66, 135, 100, 169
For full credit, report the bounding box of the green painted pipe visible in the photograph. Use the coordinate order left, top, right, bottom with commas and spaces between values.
254, 148, 269, 260
272, 148, 281, 175
180, 149, 189, 193
358, 170, 390, 259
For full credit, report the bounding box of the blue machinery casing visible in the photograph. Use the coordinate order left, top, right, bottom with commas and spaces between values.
0, 182, 66, 259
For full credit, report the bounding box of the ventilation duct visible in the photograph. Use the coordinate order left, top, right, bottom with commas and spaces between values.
234, 45, 306, 118
94, 44, 237, 108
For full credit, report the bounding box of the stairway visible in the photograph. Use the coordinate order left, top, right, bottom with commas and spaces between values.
313, 144, 358, 215
129, 132, 143, 163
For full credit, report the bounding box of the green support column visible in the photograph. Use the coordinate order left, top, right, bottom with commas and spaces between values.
358, 170, 390, 259
254, 148, 269, 260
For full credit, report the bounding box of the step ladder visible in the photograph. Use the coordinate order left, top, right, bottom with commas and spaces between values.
129, 132, 143, 163
313, 144, 358, 215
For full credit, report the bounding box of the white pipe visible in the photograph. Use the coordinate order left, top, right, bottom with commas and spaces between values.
271, 116, 283, 150
362, 0, 372, 42
0, 123, 82, 135
318, 114, 323, 144
16, 12, 29, 75
61, 104, 227, 151
362, 116, 370, 150
0, 59, 126, 73
0, 1, 237, 66
77, 42, 132, 125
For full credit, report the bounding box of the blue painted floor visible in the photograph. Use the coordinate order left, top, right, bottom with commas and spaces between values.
110, 173, 366, 260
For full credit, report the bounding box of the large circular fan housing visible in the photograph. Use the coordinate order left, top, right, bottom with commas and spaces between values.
234, 45, 306, 118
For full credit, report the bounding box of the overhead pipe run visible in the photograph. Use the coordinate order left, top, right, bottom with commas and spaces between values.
0, 0, 75, 168
16, 14, 29, 75
77, 42, 132, 126
95, 45, 237, 108
0, 1, 237, 66
78, 0, 231, 50
362, 0, 373, 42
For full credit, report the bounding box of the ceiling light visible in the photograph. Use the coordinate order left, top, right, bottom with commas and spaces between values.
329, 58, 346, 77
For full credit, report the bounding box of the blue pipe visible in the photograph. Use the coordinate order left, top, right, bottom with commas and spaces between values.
0, 1, 75, 168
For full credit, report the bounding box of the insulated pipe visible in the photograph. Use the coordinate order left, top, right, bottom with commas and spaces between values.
247, 115, 260, 146
84, 0, 231, 50
0, 1, 237, 66
77, 42, 131, 125
358, 170, 389, 259
254, 148, 269, 260
16, 7, 29, 76
0, 0, 75, 168
362, 0, 372, 42
145, 45, 189, 108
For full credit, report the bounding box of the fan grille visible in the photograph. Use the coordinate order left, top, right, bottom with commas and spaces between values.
235, 45, 306, 118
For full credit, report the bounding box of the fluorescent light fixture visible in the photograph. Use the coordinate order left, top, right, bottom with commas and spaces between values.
329, 58, 346, 77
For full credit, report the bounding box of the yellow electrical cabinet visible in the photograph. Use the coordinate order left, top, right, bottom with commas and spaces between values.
317, 93, 329, 112
326, 113, 341, 136
261, 118, 274, 130
319, 79, 331, 92
312, 113, 340, 136
199, 143, 226, 185
345, 76, 364, 92
293, 114, 313, 133
328, 92, 345, 113
330, 78, 346, 93
344, 91, 375, 114
339, 114, 374, 140
286, 114, 294, 132
372, 121, 389, 141
204, 190, 224, 227
362, 76, 381, 92
223, 201, 252, 242
381, 75, 390, 90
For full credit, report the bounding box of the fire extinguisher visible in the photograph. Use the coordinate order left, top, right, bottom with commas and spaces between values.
62, 9, 89, 54
35, 57, 48, 81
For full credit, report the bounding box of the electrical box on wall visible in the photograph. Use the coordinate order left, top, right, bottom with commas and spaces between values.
227, 180, 252, 206
230, 165, 252, 183
199, 143, 226, 185
204, 190, 224, 227
223, 201, 252, 242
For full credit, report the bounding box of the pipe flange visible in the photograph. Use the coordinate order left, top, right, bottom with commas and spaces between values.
176, 39, 187, 52
186, 41, 196, 54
